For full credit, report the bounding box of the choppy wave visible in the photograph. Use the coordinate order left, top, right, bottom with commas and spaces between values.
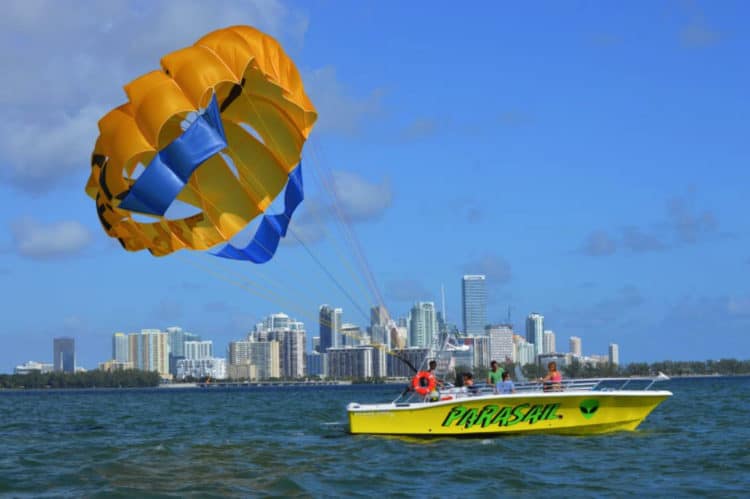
1, 378, 748, 496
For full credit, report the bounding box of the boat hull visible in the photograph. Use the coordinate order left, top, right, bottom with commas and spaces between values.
348, 391, 671, 436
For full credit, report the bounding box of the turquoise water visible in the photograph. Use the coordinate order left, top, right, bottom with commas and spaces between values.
1, 377, 748, 497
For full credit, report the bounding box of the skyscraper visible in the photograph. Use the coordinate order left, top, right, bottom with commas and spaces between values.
53, 337, 75, 373
525, 313, 544, 356
409, 302, 438, 348
319, 305, 342, 351
543, 330, 556, 354
609, 343, 620, 365
112, 332, 129, 363
569, 336, 582, 357
462, 275, 487, 336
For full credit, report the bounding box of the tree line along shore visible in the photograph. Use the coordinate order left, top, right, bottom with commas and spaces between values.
1, 359, 749, 389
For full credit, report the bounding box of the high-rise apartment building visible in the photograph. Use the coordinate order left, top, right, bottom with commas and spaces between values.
486, 324, 514, 363
250, 341, 281, 379
253, 313, 306, 379
112, 332, 129, 363
166, 327, 200, 376
409, 302, 438, 348
326, 346, 385, 379
543, 330, 556, 355
609, 343, 620, 365
319, 305, 343, 350
128, 329, 170, 377
569, 336, 582, 357
184, 340, 213, 360
525, 313, 544, 356
462, 275, 487, 336
53, 337, 75, 373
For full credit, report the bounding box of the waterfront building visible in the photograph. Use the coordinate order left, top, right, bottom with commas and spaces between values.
98, 360, 133, 371
14, 361, 53, 375
166, 327, 200, 376
569, 336, 582, 357
227, 363, 256, 380
176, 358, 227, 380
184, 340, 213, 360
326, 346, 385, 379
462, 275, 487, 336
609, 343, 620, 365
306, 352, 325, 377
112, 332, 129, 363
543, 330, 556, 355
486, 324, 514, 363
312, 336, 321, 353
525, 313, 544, 356
249, 340, 281, 379
128, 329, 170, 377
387, 348, 430, 377
253, 313, 306, 378
409, 302, 438, 348
53, 337, 75, 373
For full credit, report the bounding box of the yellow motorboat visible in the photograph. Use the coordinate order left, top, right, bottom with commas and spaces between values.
348, 375, 671, 436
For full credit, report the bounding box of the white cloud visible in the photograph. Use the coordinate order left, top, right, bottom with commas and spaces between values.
305, 66, 382, 135
0, 105, 105, 192
0, 0, 308, 193
461, 254, 512, 285
11, 217, 92, 259
330, 171, 392, 222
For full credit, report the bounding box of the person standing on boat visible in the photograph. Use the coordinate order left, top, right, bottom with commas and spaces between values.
487, 360, 504, 390
540, 361, 563, 391
498, 371, 515, 394
427, 360, 444, 388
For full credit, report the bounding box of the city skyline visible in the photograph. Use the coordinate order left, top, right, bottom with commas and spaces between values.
11, 293, 627, 375
1, 2, 748, 373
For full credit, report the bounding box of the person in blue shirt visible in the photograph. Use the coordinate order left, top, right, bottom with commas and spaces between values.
497, 371, 515, 394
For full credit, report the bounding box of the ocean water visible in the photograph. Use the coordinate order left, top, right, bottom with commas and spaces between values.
1, 377, 748, 497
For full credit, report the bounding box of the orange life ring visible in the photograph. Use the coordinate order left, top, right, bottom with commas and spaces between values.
411, 371, 436, 396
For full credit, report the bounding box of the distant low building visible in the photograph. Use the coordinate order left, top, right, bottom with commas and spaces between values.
227, 362, 257, 380
14, 361, 53, 375
98, 360, 134, 371
176, 358, 227, 380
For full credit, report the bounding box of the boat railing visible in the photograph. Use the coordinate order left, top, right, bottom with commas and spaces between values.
395, 373, 670, 403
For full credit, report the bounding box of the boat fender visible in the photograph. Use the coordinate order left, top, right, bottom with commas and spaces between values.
411, 371, 436, 396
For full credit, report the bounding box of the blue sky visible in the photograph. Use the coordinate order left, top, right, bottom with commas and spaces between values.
0, 0, 748, 372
